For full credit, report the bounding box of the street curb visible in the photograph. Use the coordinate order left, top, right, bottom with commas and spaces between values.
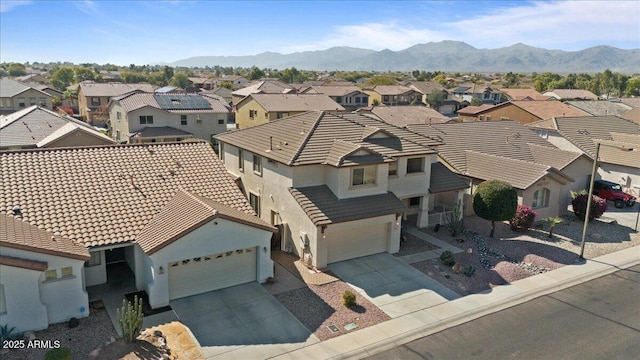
276, 245, 640, 360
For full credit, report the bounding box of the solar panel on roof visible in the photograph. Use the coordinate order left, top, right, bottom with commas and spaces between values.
154, 94, 212, 110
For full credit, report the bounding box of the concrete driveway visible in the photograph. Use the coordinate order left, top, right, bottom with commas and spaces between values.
328, 253, 461, 318
170, 282, 318, 358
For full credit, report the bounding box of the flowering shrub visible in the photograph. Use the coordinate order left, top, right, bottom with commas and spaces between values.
509, 205, 537, 230
572, 194, 607, 220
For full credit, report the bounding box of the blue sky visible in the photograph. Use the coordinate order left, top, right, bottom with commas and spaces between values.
1, 0, 638, 65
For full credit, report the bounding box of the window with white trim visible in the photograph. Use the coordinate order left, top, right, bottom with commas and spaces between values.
238, 149, 244, 171
351, 166, 376, 186
388, 162, 397, 176
139, 115, 153, 124
532, 188, 550, 209
406, 157, 424, 174
253, 154, 262, 175
249, 193, 260, 216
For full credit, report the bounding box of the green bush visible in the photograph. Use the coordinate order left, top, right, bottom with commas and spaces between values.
44, 348, 72, 360
473, 180, 518, 237
342, 290, 356, 308
463, 266, 476, 277
439, 250, 456, 267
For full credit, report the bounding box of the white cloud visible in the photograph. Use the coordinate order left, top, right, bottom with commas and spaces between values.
0, 0, 31, 13
76, 0, 97, 14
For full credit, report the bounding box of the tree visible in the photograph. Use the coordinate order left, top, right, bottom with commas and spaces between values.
170, 72, 190, 88
62, 88, 77, 107
247, 66, 265, 80
50, 67, 75, 90
218, 81, 234, 90
366, 75, 397, 86
163, 66, 174, 83
472, 180, 518, 237
7, 63, 27, 76
624, 77, 640, 96
432, 73, 448, 86
470, 97, 483, 106
426, 89, 446, 110
74, 67, 95, 82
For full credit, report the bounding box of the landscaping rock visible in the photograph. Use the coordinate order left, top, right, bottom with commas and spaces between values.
68, 317, 79, 328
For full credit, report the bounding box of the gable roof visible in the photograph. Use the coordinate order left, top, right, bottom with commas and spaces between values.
543, 89, 598, 100
366, 85, 415, 96
408, 120, 582, 189
136, 189, 274, 255
232, 80, 295, 97
499, 88, 550, 101
621, 107, 640, 124
289, 186, 406, 226
429, 162, 469, 193
481, 100, 590, 120
79, 82, 156, 97
239, 93, 344, 112
358, 105, 450, 126
456, 104, 494, 115
1, 213, 89, 260
0, 105, 114, 149
309, 85, 365, 97
0, 78, 50, 98
216, 111, 443, 167
565, 100, 632, 117
0, 142, 257, 248
112, 92, 231, 113
407, 81, 445, 95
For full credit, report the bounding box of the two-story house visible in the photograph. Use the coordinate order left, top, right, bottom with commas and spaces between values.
78, 82, 156, 125
231, 80, 295, 106
450, 85, 503, 105
108, 92, 231, 146
0, 78, 52, 115
235, 93, 344, 129
215, 111, 469, 269
302, 85, 369, 112
363, 85, 421, 106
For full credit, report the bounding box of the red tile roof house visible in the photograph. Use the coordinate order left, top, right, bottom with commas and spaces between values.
408, 121, 594, 220
215, 111, 469, 269
0, 142, 275, 332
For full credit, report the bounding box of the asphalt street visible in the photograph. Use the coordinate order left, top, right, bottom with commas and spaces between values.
366, 264, 640, 360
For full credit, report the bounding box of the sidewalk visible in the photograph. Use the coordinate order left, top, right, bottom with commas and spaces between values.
271, 245, 640, 359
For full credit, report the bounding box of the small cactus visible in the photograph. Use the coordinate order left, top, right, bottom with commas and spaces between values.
117, 295, 144, 343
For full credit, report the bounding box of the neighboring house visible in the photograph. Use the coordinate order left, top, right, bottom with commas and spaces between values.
620, 97, 640, 109
460, 100, 591, 124
1, 213, 90, 333
499, 88, 550, 101
565, 100, 632, 117
0, 142, 275, 332
303, 85, 369, 111
108, 92, 231, 146
527, 115, 640, 195
543, 89, 598, 100
0, 78, 53, 115
78, 82, 156, 125
235, 93, 344, 129
621, 107, 640, 125
14, 73, 49, 84
456, 104, 495, 121
202, 87, 233, 105
406, 81, 446, 105
363, 85, 421, 106
355, 105, 451, 126
215, 111, 469, 269
231, 80, 295, 106
217, 75, 249, 89
408, 121, 593, 219
188, 77, 215, 90
450, 85, 503, 104
0, 105, 114, 150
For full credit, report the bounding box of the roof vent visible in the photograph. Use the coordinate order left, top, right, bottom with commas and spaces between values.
12, 205, 21, 216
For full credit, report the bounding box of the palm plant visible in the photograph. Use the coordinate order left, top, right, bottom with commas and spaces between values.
545, 217, 562, 238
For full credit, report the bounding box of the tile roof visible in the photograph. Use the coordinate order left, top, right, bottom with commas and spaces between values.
0, 142, 256, 248
359, 106, 450, 126
0, 105, 113, 148
429, 162, 469, 193
407, 81, 445, 95
132, 126, 193, 138
566, 100, 632, 116
620, 97, 640, 109
289, 185, 407, 226
0, 255, 48, 271
113, 92, 230, 114
499, 88, 550, 101
544, 89, 598, 100
366, 85, 415, 96
465, 151, 573, 189
232, 80, 295, 97
505, 101, 591, 119
309, 85, 365, 97
137, 189, 275, 255
0, 77, 30, 97
1, 213, 89, 260
216, 111, 443, 167
621, 107, 640, 124
79, 82, 156, 97
241, 93, 345, 112
456, 104, 495, 115
408, 121, 582, 189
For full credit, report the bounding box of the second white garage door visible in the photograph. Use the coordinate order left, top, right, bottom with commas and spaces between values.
327, 222, 389, 264
168, 247, 257, 300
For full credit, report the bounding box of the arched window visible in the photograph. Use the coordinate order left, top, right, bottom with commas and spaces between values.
532, 188, 550, 208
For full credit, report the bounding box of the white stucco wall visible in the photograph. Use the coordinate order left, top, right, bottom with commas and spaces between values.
145, 218, 273, 308
599, 163, 640, 197
84, 250, 106, 287
0, 247, 89, 331
0, 265, 48, 333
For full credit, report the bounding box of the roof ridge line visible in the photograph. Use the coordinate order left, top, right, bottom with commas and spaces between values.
289, 111, 324, 166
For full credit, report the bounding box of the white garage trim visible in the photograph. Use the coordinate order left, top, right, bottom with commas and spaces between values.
327, 223, 389, 264
168, 247, 257, 300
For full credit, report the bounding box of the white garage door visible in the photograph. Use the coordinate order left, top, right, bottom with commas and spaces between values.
168, 247, 257, 300
327, 223, 389, 264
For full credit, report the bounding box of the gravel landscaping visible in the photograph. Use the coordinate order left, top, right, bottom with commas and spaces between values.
2, 308, 117, 360
274, 279, 390, 341
412, 214, 640, 296
394, 231, 439, 257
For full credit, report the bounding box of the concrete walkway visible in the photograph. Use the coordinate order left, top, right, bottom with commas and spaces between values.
271, 245, 640, 359
397, 226, 465, 264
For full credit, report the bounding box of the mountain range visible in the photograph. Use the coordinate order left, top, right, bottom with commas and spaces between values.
169, 41, 639, 73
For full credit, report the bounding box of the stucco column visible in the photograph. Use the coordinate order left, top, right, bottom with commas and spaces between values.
416, 194, 430, 228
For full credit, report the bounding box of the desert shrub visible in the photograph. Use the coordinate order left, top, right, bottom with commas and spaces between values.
445, 200, 465, 236
571, 194, 607, 220
463, 266, 476, 277
117, 295, 144, 343
342, 290, 356, 307
44, 348, 72, 360
439, 250, 456, 267
509, 205, 537, 230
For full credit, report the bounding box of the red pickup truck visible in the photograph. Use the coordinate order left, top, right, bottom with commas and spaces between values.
592, 180, 636, 208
